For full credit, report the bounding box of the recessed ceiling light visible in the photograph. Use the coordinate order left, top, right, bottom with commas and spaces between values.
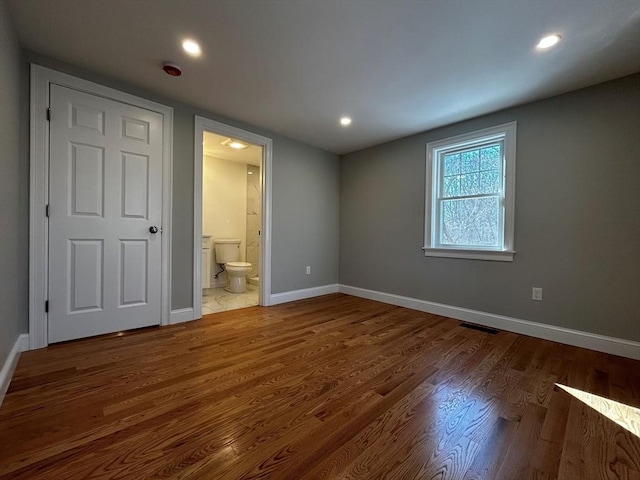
182, 39, 201, 57
340, 117, 352, 126
222, 138, 248, 149
537, 34, 561, 49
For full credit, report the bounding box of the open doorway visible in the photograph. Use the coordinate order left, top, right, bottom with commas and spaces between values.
201, 131, 261, 313
194, 117, 272, 317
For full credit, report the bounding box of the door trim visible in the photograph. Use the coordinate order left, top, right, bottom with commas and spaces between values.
194, 116, 273, 316
29, 65, 173, 349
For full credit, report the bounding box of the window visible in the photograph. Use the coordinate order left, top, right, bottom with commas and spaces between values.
424, 122, 516, 261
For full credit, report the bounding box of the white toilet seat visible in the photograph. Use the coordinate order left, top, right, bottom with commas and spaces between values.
227, 262, 251, 268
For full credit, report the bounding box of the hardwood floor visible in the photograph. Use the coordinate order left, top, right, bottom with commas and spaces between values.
1, 293, 639, 479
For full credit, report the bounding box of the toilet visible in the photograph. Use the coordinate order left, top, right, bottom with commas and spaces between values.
214, 239, 252, 293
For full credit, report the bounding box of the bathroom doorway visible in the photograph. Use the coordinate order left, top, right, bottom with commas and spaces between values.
194, 117, 272, 317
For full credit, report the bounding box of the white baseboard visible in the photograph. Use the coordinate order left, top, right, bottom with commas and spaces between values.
270, 284, 340, 306
339, 285, 640, 360
0, 333, 29, 408
170, 308, 195, 325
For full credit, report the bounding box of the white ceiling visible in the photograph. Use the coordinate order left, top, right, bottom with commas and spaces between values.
203, 131, 262, 166
7, 0, 640, 154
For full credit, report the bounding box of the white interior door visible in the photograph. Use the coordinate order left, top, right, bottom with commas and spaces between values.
48, 84, 164, 343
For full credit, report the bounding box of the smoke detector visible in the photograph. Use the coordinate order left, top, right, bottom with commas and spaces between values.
162, 62, 182, 77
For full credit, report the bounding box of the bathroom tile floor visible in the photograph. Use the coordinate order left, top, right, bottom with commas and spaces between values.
202, 285, 259, 315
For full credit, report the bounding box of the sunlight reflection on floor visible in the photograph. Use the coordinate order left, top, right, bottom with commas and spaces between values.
556, 383, 640, 438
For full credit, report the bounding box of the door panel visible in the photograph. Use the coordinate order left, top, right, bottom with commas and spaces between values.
122, 117, 149, 143
120, 240, 148, 306
68, 239, 103, 312
48, 84, 163, 343
122, 152, 149, 219
71, 103, 105, 134
70, 142, 105, 217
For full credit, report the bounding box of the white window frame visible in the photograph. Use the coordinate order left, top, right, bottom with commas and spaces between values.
423, 122, 516, 262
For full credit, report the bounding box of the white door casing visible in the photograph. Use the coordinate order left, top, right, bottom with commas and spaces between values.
193, 116, 273, 316
48, 85, 163, 342
29, 65, 173, 348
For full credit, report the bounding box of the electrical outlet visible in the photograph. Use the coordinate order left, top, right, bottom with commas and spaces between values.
532, 287, 543, 301
306, 266, 311, 275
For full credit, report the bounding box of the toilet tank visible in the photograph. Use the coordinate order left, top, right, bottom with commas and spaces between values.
214, 239, 241, 263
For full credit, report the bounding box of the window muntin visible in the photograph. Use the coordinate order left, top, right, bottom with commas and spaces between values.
424, 122, 516, 261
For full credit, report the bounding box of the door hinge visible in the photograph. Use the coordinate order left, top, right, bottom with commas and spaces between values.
45, 300, 49, 313
47, 108, 51, 121
46, 204, 50, 217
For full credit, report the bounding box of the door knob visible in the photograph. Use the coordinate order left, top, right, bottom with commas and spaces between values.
149, 226, 159, 234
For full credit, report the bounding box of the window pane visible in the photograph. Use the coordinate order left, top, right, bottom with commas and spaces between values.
443, 176, 460, 197
443, 153, 460, 176
440, 196, 500, 247
479, 170, 501, 194
460, 149, 480, 174
480, 145, 501, 171
459, 173, 479, 195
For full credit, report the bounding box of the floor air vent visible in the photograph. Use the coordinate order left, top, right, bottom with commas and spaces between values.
459, 323, 499, 335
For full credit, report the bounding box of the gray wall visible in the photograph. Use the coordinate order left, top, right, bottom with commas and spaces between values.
0, 3, 29, 363
272, 140, 340, 292
340, 74, 640, 341
23, 52, 341, 309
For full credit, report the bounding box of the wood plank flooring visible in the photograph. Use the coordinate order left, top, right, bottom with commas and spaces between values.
1, 293, 639, 479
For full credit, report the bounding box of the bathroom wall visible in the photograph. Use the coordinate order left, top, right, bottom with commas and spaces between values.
203, 155, 247, 278
246, 164, 261, 279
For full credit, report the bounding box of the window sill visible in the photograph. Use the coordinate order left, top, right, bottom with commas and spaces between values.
422, 247, 515, 262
